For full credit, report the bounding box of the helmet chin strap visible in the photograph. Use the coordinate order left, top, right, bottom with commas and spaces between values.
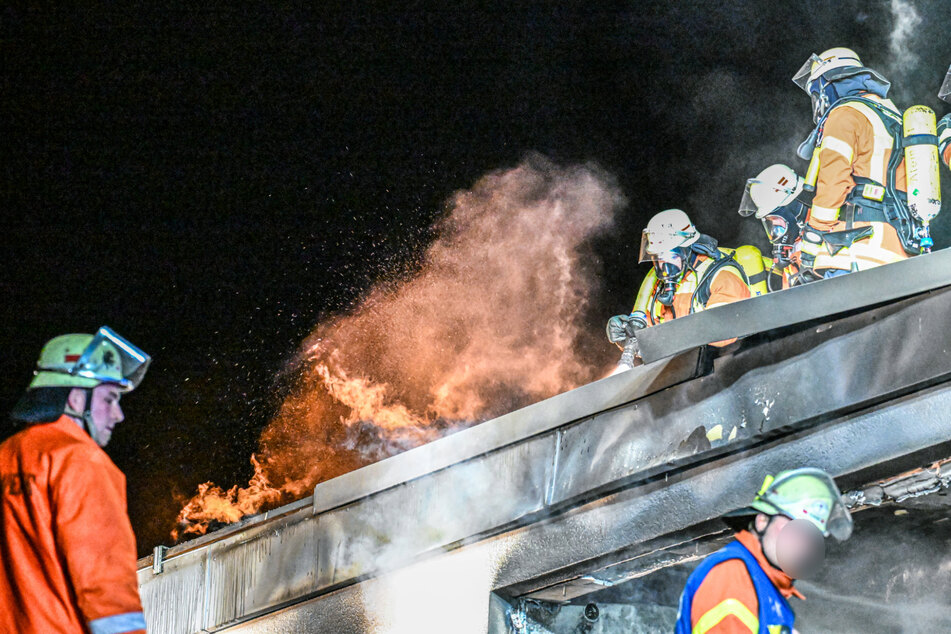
753, 514, 786, 572
65, 388, 101, 445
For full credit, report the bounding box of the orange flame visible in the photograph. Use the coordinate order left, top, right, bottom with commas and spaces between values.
174, 155, 624, 539
171, 456, 284, 540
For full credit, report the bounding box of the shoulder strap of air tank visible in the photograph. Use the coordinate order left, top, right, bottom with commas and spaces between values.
832, 95, 902, 130
692, 253, 747, 309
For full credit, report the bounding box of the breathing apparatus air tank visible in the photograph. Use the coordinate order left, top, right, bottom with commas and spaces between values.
902, 105, 942, 252
631, 268, 660, 321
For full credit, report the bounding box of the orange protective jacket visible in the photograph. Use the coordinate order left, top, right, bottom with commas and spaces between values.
690, 530, 804, 633
0, 416, 146, 634
806, 92, 908, 271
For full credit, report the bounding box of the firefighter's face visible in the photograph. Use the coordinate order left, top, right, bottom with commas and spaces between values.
756, 512, 790, 569
87, 384, 125, 447
756, 513, 825, 579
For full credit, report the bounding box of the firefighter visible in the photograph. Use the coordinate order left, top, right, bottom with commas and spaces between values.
676, 468, 853, 634
940, 66, 950, 169
792, 47, 922, 276
1, 326, 151, 634
738, 164, 814, 289
606, 209, 753, 369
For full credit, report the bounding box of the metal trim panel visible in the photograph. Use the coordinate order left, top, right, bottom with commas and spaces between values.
493, 383, 951, 598
637, 248, 951, 363
138, 286, 951, 631
209, 384, 951, 633
550, 286, 951, 505
310, 348, 701, 514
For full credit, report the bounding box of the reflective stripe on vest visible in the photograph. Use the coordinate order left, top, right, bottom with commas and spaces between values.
813, 221, 907, 271
820, 134, 854, 163
693, 598, 759, 633
835, 98, 901, 186
675, 540, 796, 634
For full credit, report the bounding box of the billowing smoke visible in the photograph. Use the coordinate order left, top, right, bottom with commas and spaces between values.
887, 0, 922, 76
174, 154, 624, 538
360, 540, 515, 634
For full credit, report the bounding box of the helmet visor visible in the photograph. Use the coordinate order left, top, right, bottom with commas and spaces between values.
75, 326, 151, 391
638, 230, 652, 263
940, 65, 951, 104
827, 497, 853, 541
738, 182, 758, 217
792, 53, 822, 92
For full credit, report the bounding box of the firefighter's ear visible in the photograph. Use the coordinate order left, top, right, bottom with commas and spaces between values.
753, 513, 771, 534
66, 388, 88, 413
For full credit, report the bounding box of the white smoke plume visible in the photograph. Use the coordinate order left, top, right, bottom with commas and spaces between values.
888, 0, 922, 76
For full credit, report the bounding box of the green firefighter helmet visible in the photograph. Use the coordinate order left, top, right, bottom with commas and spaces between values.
29, 326, 151, 392
727, 467, 853, 541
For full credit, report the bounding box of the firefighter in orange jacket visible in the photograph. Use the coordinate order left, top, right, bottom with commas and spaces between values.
676, 468, 853, 634
1, 326, 151, 634
606, 209, 751, 369
792, 48, 919, 276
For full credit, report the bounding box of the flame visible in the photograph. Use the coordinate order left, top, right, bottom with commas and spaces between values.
173, 155, 623, 539
171, 456, 284, 540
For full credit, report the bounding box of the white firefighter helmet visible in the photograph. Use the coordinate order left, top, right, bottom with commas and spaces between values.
738, 164, 804, 219
29, 326, 151, 392
793, 47, 864, 91
792, 48, 890, 123
638, 209, 699, 262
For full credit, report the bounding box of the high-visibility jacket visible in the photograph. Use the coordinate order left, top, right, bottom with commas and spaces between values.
676, 530, 803, 634
804, 92, 909, 272
0, 415, 146, 634
633, 251, 751, 347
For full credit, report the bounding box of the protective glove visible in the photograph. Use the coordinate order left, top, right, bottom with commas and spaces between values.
605, 312, 648, 345
798, 226, 827, 270
789, 268, 823, 287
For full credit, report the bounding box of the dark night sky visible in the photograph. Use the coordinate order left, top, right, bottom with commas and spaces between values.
2, 2, 950, 556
